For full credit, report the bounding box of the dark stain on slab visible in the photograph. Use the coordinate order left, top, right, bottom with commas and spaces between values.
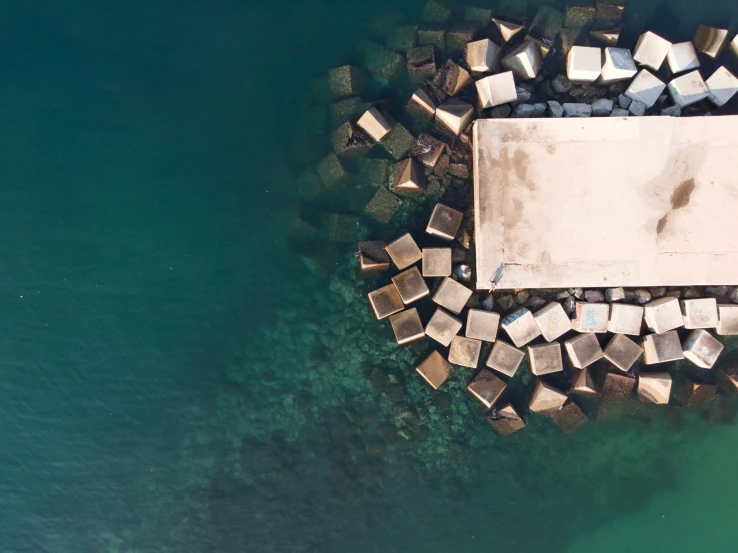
671, 178, 695, 210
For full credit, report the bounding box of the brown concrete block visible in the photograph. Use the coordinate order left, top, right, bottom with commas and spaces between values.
644, 297, 683, 333
551, 401, 588, 434
468, 370, 507, 409
386, 233, 422, 270
436, 99, 474, 137
601, 371, 635, 404
466, 38, 500, 74
637, 372, 672, 404
425, 307, 462, 346
432, 59, 472, 96
432, 276, 473, 314
682, 329, 724, 369
717, 304, 738, 335
486, 340, 525, 377
501, 40, 542, 80
422, 247, 452, 277
571, 302, 609, 333
368, 283, 404, 320
502, 308, 542, 347
571, 368, 598, 396
407, 45, 436, 81
607, 303, 644, 335
603, 333, 643, 372
392, 267, 430, 305
316, 152, 347, 188
488, 404, 526, 435
694, 25, 729, 58
529, 380, 568, 413
415, 350, 453, 389
390, 158, 426, 196
534, 301, 572, 341
564, 333, 603, 368
718, 366, 738, 395
381, 123, 415, 160
448, 336, 482, 368
357, 107, 393, 142
411, 133, 446, 167
357, 241, 390, 273
328, 65, 362, 99
680, 298, 718, 329
426, 203, 463, 241
679, 380, 716, 409
365, 187, 401, 223
466, 309, 500, 342
528, 342, 564, 375
389, 308, 425, 345
491, 18, 525, 43
642, 330, 684, 364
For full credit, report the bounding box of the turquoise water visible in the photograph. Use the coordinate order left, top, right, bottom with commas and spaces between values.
1, 1, 738, 552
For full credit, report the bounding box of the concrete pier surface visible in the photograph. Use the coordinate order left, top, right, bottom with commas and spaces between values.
473, 116, 738, 290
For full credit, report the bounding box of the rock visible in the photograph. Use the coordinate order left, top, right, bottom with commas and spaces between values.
693, 24, 729, 59
731, 289, 738, 304
661, 105, 681, 116
571, 302, 609, 332
683, 287, 700, 299
435, 99, 474, 136
637, 372, 672, 404
358, 241, 390, 273
644, 297, 683, 333
365, 187, 401, 223
626, 69, 666, 108
563, 102, 592, 117
406, 45, 436, 81
392, 267, 430, 305
527, 296, 547, 310
565, 333, 604, 368
633, 289, 651, 304
415, 350, 453, 389
706, 66, 738, 108
486, 339, 525, 377
618, 94, 632, 109
551, 74, 572, 93
610, 107, 629, 116
633, 31, 672, 71
501, 308, 542, 347
567, 46, 602, 82
432, 59, 472, 96
425, 307, 462, 346
381, 123, 416, 160
528, 342, 564, 375
649, 287, 667, 298
717, 304, 738, 335
547, 100, 564, 117
466, 38, 500, 74
411, 133, 446, 167
368, 283, 404, 319
516, 290, 530, 304
603, 334, 643, 372
513, 86, 532, 105
585, 289, 605, 302
467, 370, 507, 409
466, 309, 500, 342
591, 98, 613, 116
385, 233, 422, 270
629, 100, 646, 116
571, 287, 584, 299
666, 41, 700, 74
501, 41, 543, 80
497, 294, 516, 312
452, 263, 472, 283
490, 104, 513, 118
426, 203, 463, 241
422, 247, 451, 277
607, 303, 644, 335
600, 47, 637, 83
512, 103, 537, 118
706, 286, 729, 296
432, 276, 473, 314
487, 404, 526, 435
682, 329, 724, 368
667, 70, 709, 108
605, 287, 625, 302
563, 295, 576, 315
681, 298, 718, 329
532, 102, 547, 117
642, 330, 684, 364
448, 336, 483, 368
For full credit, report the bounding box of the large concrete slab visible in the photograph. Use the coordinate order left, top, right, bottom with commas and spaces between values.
473, 116, 738, 289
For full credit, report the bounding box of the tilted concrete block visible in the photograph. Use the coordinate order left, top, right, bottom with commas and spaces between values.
666, 42, 700, 74
357, 107, 393, 142
368, 283, 404, 320
567, 46, 602, 82
426, 203, 463, 240
389, 308, 425, 345
682, 329, 724, 368
625, 69, 666, 109
486, 340, 525, 377
467, 370, 507, 409
693, 25, 729, 58
448, 335, 483, 368
600, 47, 637, 83
357, 241, 390, 273
422, 247, 451, 277
390, 158, 426, 196
633, 31, 672, 71
607, 303, 644, 335
603, 333, 643, 372
534, 301, 572, 342
501, 40, 543, 80
637, 372, 672, 404
501, 308, 542, 347
667, 70, 709, 108
528, 342, 564, 375
529, 380, 568, 413
680, 298, 718, 329
717, 304, 738, 336
466, 38, 500, 74
487, 404, 526, 435
642, 330, 684, 364
435, 98, 474, 136
644, 297, 683, 333
565, 333, 604, 368
466, 309, 500, 342
416, 350, 453, 389
570, 367, 599, 396
432, 276, 473, 314
385, 233, 422, 270
491, 18, 525, 43
706, 66, 738, 108
571, 302, 609, 333
392, 266, 430, 305
476, 71, 518, 108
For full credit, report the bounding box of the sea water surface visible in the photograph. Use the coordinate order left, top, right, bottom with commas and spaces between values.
0, 1, 737, 552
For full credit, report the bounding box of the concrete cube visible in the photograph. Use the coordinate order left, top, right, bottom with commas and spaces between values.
594, 0, 624, 27
590, 28, 620, 47
565, 333, 604, 368
422, 247, 451, 277
571, 302, 609, 333
432, 60, 471, 96
425, 307, 462, 346
357, 107, 392, 142
426, 203, 463, 241
368, 283, 404, 320
693, 25, 729, 58
733, 34, 738, 56
316, 152, 348, 188
706, 66, 738, 108
411, 133, 446, 167
466, 309, 500, 342
644, 297, 684, 333
551, 401, 588, 434
571, 368, 598, 396
682, 329, 724, 368
415, 350, 453, 389
390, 158, 426, 196
642, 330, 684, 364
602, 372, 635, 404
525, 5, 564, 57
392, 267, 429, 305
501, 308, 542, 347
406, 87, 437, 124
534, 302, 572, 341
466, 39, 500, 74
488, 404, 526, 435
717, 304, 738, 335
607, 303, 644, 335
486, 340, 525, 377
603, 334, 643, 372
389, 308, 425, 345
528, 342, 564, 375
357, 241, 390, 273
468, 370, 507, 409
625, 69, 666, 109
567, 46, 601, 82
491, 18, 525, 43
435, 99, 473, 136
385, 233, 422, 270
719, 366, 738, 395
380, 123, 415, 160
679, 380, 717, 409
476, 72, 518, 108
633, 31, 672, 71
529, 380, 568, 413
432, 276, 473, 314
681, 298, 718, 329
667, 70, 709, 108
637, 372, 672, 404
330, 121, 373, 158
666, 42, 700, 74
501, 41, 543, 80
328, 65, 362, 99
448, 336, 482, 368
406, 45, 436, 81
600, 47, 637, 83
365, 188, 401, 223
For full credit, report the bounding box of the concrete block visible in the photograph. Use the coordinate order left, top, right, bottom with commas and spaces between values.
316, 152, 347, 188
571, 367, 599, 396
359, 41, 406, 83
501, 41, 543, 80
564, 3, 596, 29
682, 329, 724, 368
666, 42, 700, 74
529, 380, 568, 413
625, 69, 666, 109
600, 47, 637, 83
425, 307, 462, 346
432, 60, 471, 96
422, 247, 451, 277
717, 304, 738, 335
365, 187, 401, 223
387, 25, 418, 54
368, 283, 404, 319
488, 404, 526, 435
525, 5, 564, 57
433, 276, 473, 314
380, 123, 415, 160
418, 27, 446, 59
466, 309, 500, 342
435, 99, 474, 136
357, 241, 390, 273
644, 297, 683, 333
467, 370, 507, 409
411, 133, 446, 167
486, 340, 525, 377
602, 371, 635, 404
415, 350, 453, 389
719, 366, 738, 395
637, 372, 672, 404
563, 103, 592, 117
357, 107, 392, 142
567, 46, 601, 82
390, 158, 426, 196
390, 308, 425, 345
594, 0, 624, 28
501, 308, 542, 347
706, 66, 738, 108
694, 25, 729, 58
385, 233, 422, 270
642, 330, 684, 364
590, 28, 620, 47
633, 31, 672, 71
534, 301, 572, 342
448, 336, 482, 368
476, 72, 518, 108
603, 333, 643, 372
607, 303, 643, 335
407, 45, 436, 81
406, 87, 437, 125
491, 18, 525, 43
551, 401, 588, 434
528, 342, 564, 375
422, 0, 450, 23
330, 121, 374, 158
667, 70, 709, 108
392, 267, 430, 305
465, 7, 492, 25
565, 333, 604, 368
679, 380, 717, 409
733, 34, 738, 56
446, 22, 478, 58
681, 298, 718, 329
426, 203, 463, 241
328, 65, 362, 99
571, 302, 609, 332
466, 39, 500, 74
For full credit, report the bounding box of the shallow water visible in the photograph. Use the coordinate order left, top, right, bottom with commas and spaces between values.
0, 1, 737, 552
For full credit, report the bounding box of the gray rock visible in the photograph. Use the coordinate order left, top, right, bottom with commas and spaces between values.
481, 294, 495, 311
547, 100, 564, 118
585, 289, 605, 302
569, 287, 584, 299
706, 286, 729, 297
526, 296, 547, 310
563, 296, 576, 315
661, 105, 681, 117
556, 290, 571, 300
512, 103, 537, 118
453, 264, 472, 283
591, 98, 613, 116
552, 74, 572, 93
532, 103, 547, 117
563, 103, 592, 117
610, 107, 629, 116
649, 287, 666, 298
618, 94, 632, 109
658, 94, 668, 105
516, 290, 530, 304
629, 100, 646, 116
490, 104, 512, 118
513, 86, 532, 105
633, 289, 652, 304
683, 287, 700, 299
730, 289, 738, 304
497, 294, 516, 311
605, 287, 625, 302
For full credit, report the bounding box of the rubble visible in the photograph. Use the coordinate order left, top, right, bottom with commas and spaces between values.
488, 404, 526, 435
534, 301, 572, 342
681, 298, 718, 329
391, 266, 429, 304
633, 31, 672, 71
637, 372, 672, 404
466, 38, 500, 74
642, 330, 684, 364
528, 342, 564, 375
666, 42, 700, 74
625, 69, 666, 108
591, 98, 614, 115
607, 303, 644, 335
467, 370, 507, 409
357, 241, 390, 273
368, 283, 404, 320
667, 70, 709, 108
564, 333, 604, 368
452, 264, 472, 283
682, 329, 724, 368
563, 102, 592, 117
501, 308, 542, 347
426, 203, 463, 240
385, 233, 422, 270
422, 247, 451, 277
466, 308, 500, 342
644, 297, 684, 333
425, 307, 462, 346
628, 100, 646, 116
567, 46, 602, 82
476, 72, 518, 108
486, 340, 525, 377
605, 287, 625, 302
432, 276, 473, 314
705, 66, 738, 108
448, 335, 482, 368
547, 101, 564, 117
415, 350, 453, 389
501, 41, 543, 80
693, 25, 729, 58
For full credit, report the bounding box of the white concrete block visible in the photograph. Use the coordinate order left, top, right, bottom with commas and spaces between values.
667, 70, 709, 108
528, 342, 564, 375
717, 304, 738, 336
571, 302, 609, 333
564, 333, 603, 368
706, 66, 738, 108
435, 98, 473, 136
491, 18, 525, 43
633, 31, 672, 71
603, 334, 643, 372
476, 71, 517, 109
607, 303, 644, 335
666, 42, 700, 75
644, 297, 683, 334
533, 302, 572, 342
600, 47, 637, 83
501, 41, 543, 80
567, 46, 602, 82
682, 329, 724, 368
642, 330, 684, 364
637, 372, 672, 404
466, 39, 500, 74
501, 307, 542, 347
680, 298, 718, 329
733, 34, 738, 57
486, 340, 525, 377
625, 69, 666, 109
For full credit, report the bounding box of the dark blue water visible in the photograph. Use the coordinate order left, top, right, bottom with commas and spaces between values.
1, 1, 737, 552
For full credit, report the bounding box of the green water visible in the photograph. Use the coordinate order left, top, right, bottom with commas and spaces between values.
1, 1, 738, 552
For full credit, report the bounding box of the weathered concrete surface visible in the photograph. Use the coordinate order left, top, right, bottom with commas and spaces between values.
473, 116, 738, 289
